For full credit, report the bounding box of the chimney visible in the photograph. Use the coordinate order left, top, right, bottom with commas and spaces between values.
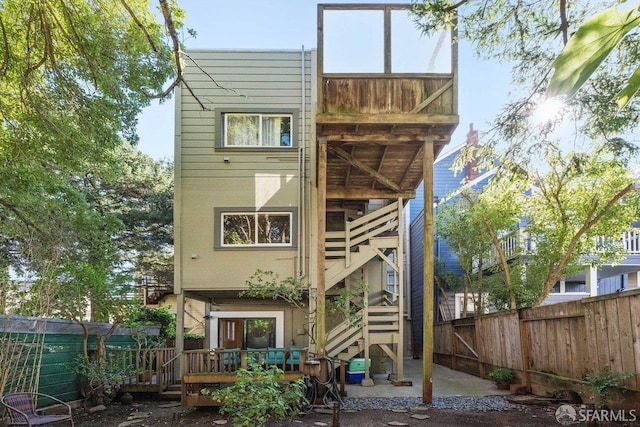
466, 123, 479, 182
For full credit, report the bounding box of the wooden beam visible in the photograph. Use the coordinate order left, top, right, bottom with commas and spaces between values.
344, 145, 355, 187
323, 134, 445, 144
317, 4, 324, 115
319, 4, 411, 12
327, 187, 415, 200
400, 145, 424, 188
423, 136, 434, 404
378, 344, 398, 363
373, 247, 399, 273
328, 145, 402, 193
373, 146, 390, 189
316, 113, 459, 126
317, 139, 327, 357
384, 6, 391, 73
410, 80, 453, 114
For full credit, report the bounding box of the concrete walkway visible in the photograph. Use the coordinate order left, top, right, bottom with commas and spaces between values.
344, 359, 509, 398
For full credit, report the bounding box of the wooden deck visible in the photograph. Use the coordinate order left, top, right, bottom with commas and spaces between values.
181, 348, 310, 407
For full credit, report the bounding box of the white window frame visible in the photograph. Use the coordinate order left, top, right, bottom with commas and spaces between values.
209, 311, 285, 350
221, 211, 293, 247
223, 113, 293, 148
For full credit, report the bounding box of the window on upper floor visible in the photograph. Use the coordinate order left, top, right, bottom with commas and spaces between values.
215, 208, 298, 249
223, 113, 292, 148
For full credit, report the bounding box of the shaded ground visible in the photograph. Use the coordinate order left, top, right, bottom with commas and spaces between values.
72, 398, 564, 427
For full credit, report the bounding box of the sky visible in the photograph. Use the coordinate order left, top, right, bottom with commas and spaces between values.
136, 0, 511, 160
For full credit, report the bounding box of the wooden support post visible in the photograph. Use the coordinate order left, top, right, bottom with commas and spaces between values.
422, 136, 435, 404
175, 292, 185, 379
317, 139, 327, 356
396, 198, 404, 381
518, 310, 532, 391
362, 268, 374, 386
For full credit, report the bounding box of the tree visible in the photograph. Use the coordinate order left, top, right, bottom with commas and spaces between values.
436, 193, 492, 316
0, 0, 186, 402
437, 146, 639, 309
523, 149, 640, 306
0, 0, 181, 302
412, 1, 640, 164
548, 5, 640, 108
437, 181, 526, 311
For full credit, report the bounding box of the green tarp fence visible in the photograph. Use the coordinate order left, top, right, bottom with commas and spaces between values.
0, 315, 157, 402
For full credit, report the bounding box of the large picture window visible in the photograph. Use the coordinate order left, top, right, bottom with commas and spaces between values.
224, 113, 292, 147
221, 212, 292, 247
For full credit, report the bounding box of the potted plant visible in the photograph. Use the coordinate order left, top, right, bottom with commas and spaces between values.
487, 368, 515, 390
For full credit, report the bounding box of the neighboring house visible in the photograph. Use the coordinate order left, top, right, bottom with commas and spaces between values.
173, 3, 459, 387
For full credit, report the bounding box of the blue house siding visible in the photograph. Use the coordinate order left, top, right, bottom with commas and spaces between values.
409, 212, 424, 357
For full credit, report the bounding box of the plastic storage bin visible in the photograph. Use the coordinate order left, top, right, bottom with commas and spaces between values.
348, 358, 370, 372
346, 371, 365, 384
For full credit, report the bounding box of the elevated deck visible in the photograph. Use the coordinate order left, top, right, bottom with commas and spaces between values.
317, 4, 459, 200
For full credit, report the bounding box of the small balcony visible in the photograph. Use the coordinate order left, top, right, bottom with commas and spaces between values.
317, 4, 459, 198
476, 227, 640, 272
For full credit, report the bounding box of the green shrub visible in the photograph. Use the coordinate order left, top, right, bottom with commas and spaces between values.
70, 355, 137, 406
124, 306, 176, 340
487, 368, 515, 384
202, 363, 307, 427
582, 367, 633, 408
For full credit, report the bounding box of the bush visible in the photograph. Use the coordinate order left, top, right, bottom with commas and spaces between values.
487, 368, 515, 384
202, 363, 307, 427
124, 306, 176, 341
70, 355, 137, 407
582, 367, 633, 408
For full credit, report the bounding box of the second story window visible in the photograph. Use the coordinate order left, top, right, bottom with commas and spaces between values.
222, 212, 292, 246
224, 113, 292, 147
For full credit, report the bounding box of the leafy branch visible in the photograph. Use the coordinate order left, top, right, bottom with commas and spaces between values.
241, 269, 309, 310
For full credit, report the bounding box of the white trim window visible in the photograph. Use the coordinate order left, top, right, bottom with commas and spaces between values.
224, 113, 292, 147
222, 212, 292, 246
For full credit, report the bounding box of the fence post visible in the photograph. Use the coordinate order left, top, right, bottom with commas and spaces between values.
518, 309, 531, 391
450, 321, 457, 371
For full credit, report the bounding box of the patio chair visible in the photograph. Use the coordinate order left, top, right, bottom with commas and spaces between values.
1, 392, 74, 426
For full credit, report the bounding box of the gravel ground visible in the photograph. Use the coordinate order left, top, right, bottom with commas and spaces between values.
341, 395, 524, 412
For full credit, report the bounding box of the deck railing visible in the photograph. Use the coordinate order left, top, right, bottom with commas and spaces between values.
182, 348, 308, 375
596, 228, 640, 254
475, 227, 640, 272
109, 347, 176, 392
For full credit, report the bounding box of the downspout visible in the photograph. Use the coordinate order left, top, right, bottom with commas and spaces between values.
298, 45, 306, 279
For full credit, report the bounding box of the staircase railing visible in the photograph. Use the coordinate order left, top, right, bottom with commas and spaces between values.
325, 305, 401, 357
325, 201, 400, 266
325, 315, 364, 357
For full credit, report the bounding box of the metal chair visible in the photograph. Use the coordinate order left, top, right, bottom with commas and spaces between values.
1, 392, 74, 426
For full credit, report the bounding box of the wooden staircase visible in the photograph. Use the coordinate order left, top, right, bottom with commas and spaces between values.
159, 383, 182, 400
325, 199, 403, 375
323, 201, 404, 367
325, 201, 400, 291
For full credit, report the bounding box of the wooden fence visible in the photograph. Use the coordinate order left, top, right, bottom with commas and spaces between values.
433, 289, 640, 395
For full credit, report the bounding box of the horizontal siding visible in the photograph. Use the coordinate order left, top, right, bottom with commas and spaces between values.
177, 50, 314, 291
179, 49, 314, 178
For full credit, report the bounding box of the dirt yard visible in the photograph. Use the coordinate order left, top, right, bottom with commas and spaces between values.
71, 398, 567, 427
